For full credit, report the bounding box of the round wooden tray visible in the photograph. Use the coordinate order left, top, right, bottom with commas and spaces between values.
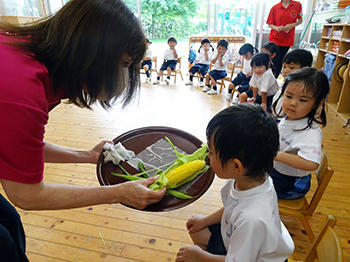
96, 126, 215, 212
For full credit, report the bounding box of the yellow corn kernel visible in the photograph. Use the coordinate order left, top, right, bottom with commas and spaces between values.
166, 160, 206, 187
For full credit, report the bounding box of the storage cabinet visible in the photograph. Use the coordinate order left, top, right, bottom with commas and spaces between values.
315, 24, 350, 124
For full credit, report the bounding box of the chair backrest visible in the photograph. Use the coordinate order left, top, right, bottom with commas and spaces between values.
303, 214, 343, 262
306, 152, 334, 216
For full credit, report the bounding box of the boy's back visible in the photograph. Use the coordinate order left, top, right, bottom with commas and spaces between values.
221, 177, 294, 261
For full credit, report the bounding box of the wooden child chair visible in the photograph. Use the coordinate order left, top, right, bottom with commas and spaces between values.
278, 152, 334, 241
140, 56, 158, 78
161, 57, 183, 83
288, 214, 343, 262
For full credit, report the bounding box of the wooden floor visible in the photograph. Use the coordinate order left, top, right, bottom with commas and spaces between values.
5, 80, 350, 261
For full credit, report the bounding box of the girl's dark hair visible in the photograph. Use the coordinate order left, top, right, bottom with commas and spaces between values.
0, 0, 146, 109
262, 42, 278, 55
251, 52, 271, 68
206, 104, 279, 178
239, 43, 258, 56
272, 67, 329, 128
217, 39, 228, 49
198, 38, 214, 53
168, 36, 177, 44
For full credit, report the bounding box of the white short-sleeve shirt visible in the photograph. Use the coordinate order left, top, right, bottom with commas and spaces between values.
145, 48, 152, 59
211, 50, 229, 71
249, 68, 279, 96
221, 177, 294, 262
274, 117, 322, 177
242, 58, 252, 75
196, 47, 214, 65
164, 48, 177, 61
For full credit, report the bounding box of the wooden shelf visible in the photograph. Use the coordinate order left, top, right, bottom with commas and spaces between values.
337, 54, 350, 59
318, 24, 350, 126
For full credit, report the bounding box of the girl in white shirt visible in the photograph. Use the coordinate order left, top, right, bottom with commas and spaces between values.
270, 67, 329, 199
185, 38, 214, 86
202, 39, 230, 95
240, 52, 279, 112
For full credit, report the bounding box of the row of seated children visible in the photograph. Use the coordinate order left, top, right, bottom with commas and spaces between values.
175, 67, 330, 261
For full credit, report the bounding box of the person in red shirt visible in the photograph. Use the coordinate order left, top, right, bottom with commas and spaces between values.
0, 0, 166, 260
266, 0, 303, 78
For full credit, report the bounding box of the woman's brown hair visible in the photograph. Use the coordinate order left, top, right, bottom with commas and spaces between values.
0, 0, 146, 109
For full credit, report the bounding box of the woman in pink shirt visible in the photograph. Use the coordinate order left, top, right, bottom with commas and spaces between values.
0, 0, 165, 260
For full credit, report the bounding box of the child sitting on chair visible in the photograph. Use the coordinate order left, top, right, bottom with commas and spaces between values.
227, 43, 258, 104
270, 68, 329, 200
153, 36, 178, 85
239, 52, 279, 112
185, 38, 214, 87
141, 38, 152, 83
176, 104, 294, 262
202, 39, 229, 95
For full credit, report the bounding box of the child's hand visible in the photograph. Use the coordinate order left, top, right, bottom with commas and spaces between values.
261, 103, 267, 111
176, 245, 205, 262
246, 71, 253, 77
247, 97, 256, 103
186, 214, 207, 233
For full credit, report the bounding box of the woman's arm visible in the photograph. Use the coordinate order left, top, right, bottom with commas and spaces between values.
1, 176, 166, 210
283, 17, 303, 32
44, 140, 109, 164
275, 151, 319, 171
268, 24, 283, 32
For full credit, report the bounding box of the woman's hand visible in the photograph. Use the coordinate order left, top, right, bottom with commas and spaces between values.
186, 214, 208, 233
261, 103, 267, 111
87, 140, 113, 164
113, 176, 166, 210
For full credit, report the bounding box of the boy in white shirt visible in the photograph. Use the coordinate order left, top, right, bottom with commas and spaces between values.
202, 39, 229, 95
240, 52, 278, 112
153, 36, 178, 85
176, 104, 294, 262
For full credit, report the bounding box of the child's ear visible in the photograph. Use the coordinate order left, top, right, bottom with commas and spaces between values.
232, 158, 245, 175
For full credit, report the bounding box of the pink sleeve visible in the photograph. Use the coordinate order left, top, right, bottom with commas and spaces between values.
0, 102, 47, 184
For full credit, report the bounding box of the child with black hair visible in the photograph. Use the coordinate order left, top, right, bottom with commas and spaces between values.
176, 104, 294, 262
185, 38, 214, 86
141, 38, 152, 82
261, 41, 278, 78
273, 48, 313, 117
270, 68, 329, 200
202, 39, 229, 95
227, 43, 258, 104
153, 36, 178, 85
240, 53, 279, 112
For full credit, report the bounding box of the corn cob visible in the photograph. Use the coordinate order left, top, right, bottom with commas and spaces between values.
165, 160, 206, 188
